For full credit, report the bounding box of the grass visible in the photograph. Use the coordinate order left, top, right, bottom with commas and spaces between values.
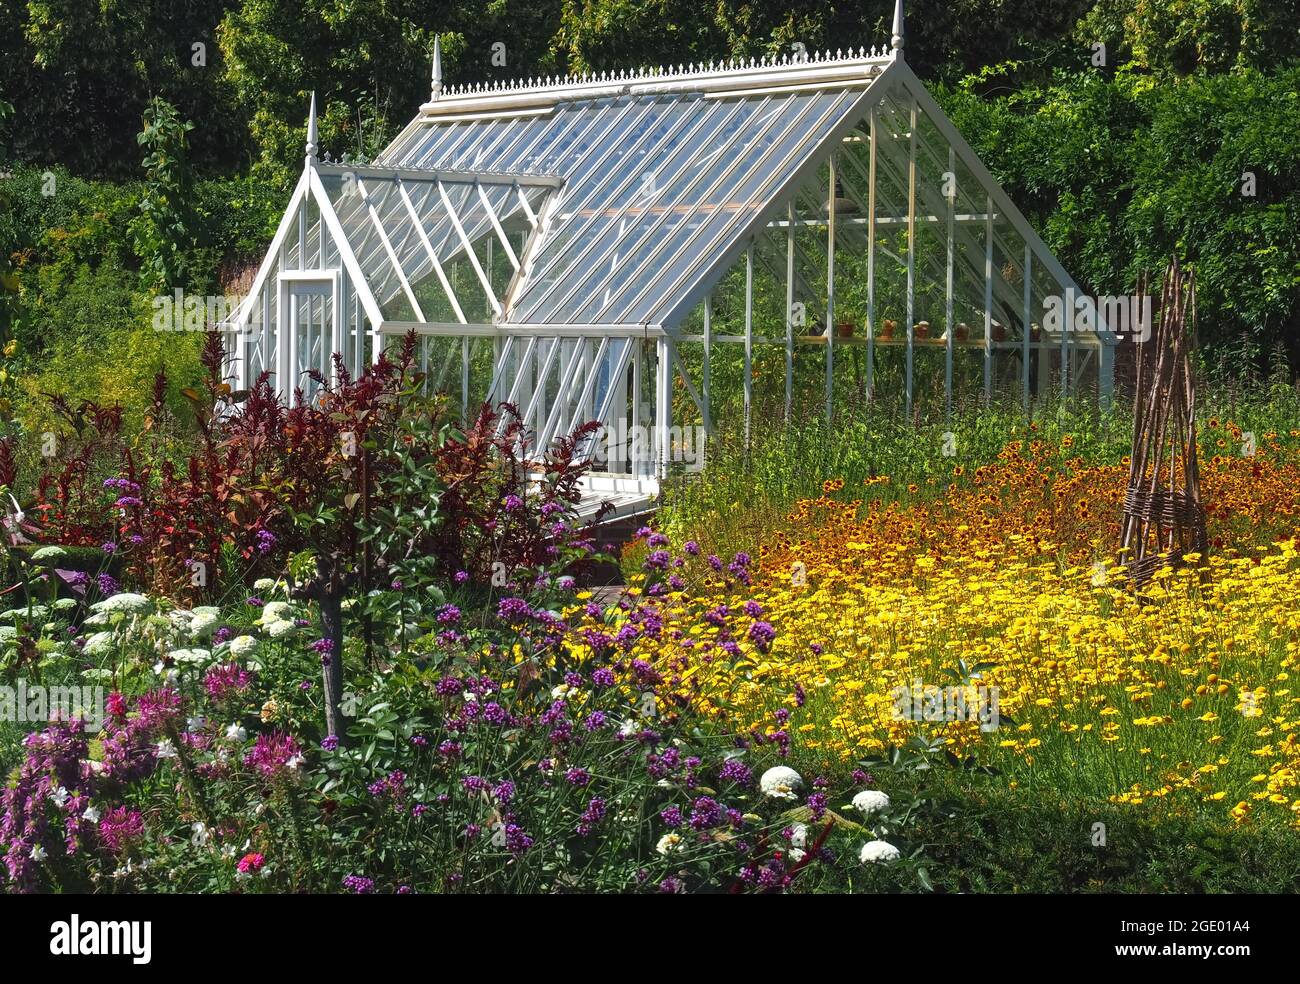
820, 776, 1300, 893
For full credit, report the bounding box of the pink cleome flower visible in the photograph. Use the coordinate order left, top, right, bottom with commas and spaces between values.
98, 807, 144, 854
243, 732, 304, 778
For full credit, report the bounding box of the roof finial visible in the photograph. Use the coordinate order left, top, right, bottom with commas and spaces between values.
891, 0, 904, 56
305, 91, 318, 166
431, 35, 443, 100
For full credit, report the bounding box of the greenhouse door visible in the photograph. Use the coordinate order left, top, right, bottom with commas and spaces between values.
278, 271, 340, 401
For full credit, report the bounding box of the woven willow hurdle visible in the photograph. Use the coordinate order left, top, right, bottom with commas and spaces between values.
1119, 258, 1207, 584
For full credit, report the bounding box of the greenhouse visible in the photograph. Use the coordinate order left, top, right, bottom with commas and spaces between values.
224, 1, 1115, 514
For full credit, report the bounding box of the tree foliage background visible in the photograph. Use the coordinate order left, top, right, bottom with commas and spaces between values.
0, 0, 1296, 421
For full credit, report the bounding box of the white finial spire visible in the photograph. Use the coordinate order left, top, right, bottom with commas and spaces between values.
891, 0, 904, 56
305, 91, 318, 166
431, 35, 443, 100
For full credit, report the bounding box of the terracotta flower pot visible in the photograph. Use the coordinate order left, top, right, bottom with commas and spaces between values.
914, 321, 930, 340
879, 319, 896, 340
837, 320, 855, 338
991, 323, 1007, 342
955, 322, 970, 342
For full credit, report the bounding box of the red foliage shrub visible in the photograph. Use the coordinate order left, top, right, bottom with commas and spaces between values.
27, 331, 604, 600
434, 403, 603, 583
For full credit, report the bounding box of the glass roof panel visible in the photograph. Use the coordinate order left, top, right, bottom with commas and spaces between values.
510, 87, 862, 326
368, 69, 891, 329
510, 95, 760, 322
476, 115, 552, 171
581, 89, 861, 324
512, 97, 714, 305
318, 167, 557, 322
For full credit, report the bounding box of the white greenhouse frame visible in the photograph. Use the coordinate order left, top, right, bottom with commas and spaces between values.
223, 1, 1115, 518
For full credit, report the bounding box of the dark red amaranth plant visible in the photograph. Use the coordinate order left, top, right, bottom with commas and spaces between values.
435, 402, 604, 583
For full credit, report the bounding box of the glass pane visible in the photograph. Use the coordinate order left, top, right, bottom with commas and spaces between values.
447, 117, 524, 170
616, 89, 859, 325
412, 120, 486, 168
513, 96, 763, 322
479, 115, 552, 171
518, 97, 710, 301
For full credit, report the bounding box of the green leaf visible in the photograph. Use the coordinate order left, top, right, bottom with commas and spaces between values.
917, 866, 934, 892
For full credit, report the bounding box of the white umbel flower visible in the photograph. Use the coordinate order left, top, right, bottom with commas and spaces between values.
258, 601, 292, 624
859, 840, 901, 864
228, 635, 259, 658
759, 765, 804, 801
81, 631, 116, 656
264, 619, 298, 639
188, 611, 220, 640
91, 592, 153, 614
0, 604, 47, 623
851, 789, 891, 817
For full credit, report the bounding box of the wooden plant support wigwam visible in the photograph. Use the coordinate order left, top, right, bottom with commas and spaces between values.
1118, 257, 1208, 585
